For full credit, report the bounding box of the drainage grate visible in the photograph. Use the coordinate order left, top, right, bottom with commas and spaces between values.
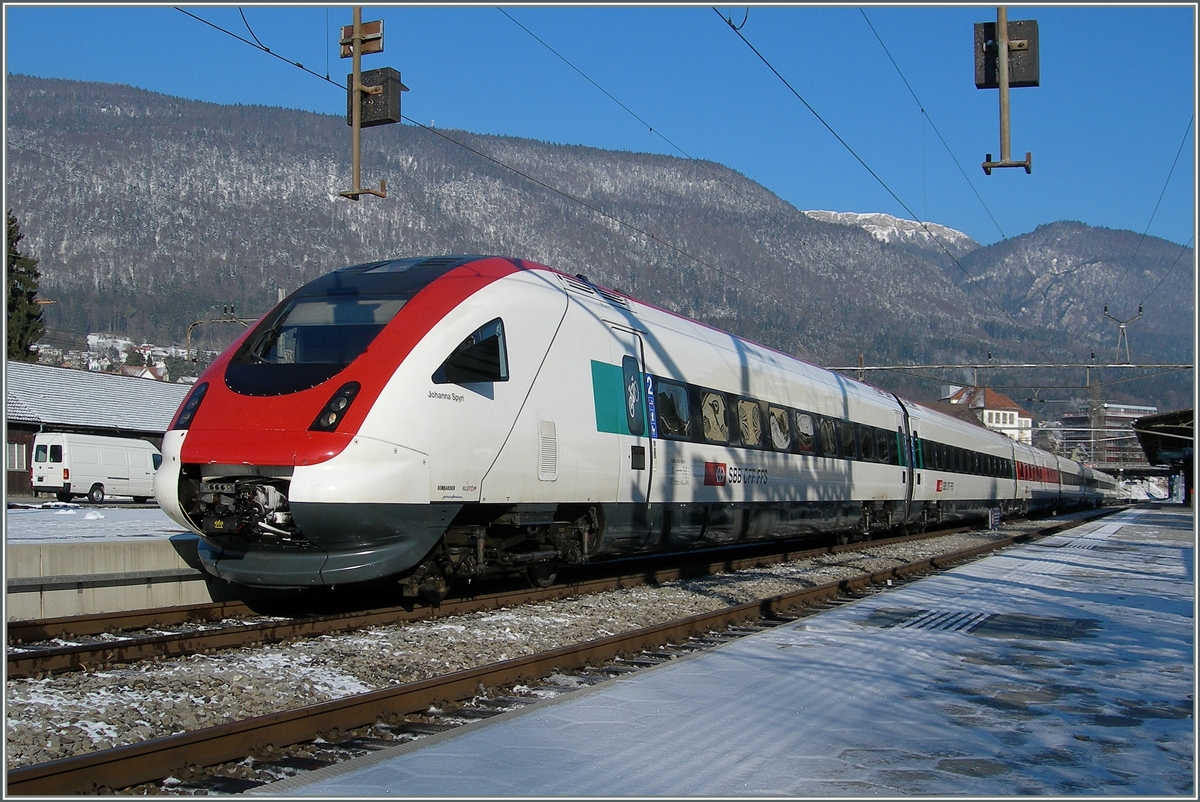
968, 613, 1100, 641
860, 608, 1100, 640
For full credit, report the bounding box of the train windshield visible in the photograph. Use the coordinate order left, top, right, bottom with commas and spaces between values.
225, 295, 406, 395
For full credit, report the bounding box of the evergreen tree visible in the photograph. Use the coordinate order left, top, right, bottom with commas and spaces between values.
7, 209, 44, 361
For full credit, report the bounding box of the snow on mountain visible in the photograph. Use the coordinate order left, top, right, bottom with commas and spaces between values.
804, 210, 980, 256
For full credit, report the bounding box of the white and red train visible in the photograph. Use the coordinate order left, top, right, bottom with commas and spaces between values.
156, 255, 1117, 597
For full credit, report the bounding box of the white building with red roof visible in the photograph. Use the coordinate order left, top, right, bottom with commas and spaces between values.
943, 386, 1033, 444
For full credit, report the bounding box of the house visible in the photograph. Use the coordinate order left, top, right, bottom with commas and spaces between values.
4, 362, 191, 495
942, 386, 1033, 444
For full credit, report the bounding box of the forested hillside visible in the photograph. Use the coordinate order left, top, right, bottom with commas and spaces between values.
6, 75, 1193, 410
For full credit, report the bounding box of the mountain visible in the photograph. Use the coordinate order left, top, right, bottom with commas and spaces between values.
4, 75, 1193, 411
803, 210, 981, 262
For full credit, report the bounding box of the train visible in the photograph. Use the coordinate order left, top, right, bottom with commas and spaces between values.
155, 255, 1118, 599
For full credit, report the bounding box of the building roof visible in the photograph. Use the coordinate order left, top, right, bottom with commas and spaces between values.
4, 361, 190, 434
1132, 408, 1193, 468
945, 386, 1028, 414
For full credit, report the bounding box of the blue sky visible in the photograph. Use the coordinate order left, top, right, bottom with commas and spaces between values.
4, 4, 1196, 249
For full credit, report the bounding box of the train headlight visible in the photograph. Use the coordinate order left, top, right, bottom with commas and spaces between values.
310, 382, 361, 432
172, 382, 209, 430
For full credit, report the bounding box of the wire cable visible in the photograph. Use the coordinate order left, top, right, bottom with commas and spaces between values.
1106, 115, 1194, 306
496, 6, 1015, 339
174, 5, 831, 350
858, 9, 1017, 253
239, 7, 269, 52
175, 8, 341, 89
1139, 235, 1195, 307
713, 7, 1020, 324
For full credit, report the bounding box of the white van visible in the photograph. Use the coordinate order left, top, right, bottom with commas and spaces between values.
30, 433, 162, 503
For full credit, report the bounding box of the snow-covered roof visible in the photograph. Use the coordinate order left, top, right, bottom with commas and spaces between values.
4, 361, 190, 434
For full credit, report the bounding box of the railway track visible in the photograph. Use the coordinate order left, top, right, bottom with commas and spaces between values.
6, 506, 1120, 795
8, 523, 996, 678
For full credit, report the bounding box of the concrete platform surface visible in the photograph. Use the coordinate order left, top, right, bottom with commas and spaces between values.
265, 506, 1194, 797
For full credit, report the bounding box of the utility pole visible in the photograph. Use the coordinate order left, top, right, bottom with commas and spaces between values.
976, 7, 1038, 174
339, 8, 405, 201
1104, 304, 1143, 364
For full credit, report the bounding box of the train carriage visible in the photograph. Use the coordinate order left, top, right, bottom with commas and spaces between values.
156, 255, 1114, 595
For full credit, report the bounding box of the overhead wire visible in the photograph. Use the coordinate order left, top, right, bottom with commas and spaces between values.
1139, 235, 1195, 307
1106, 114, 1194, 307
172, 5, 838, 353
239, 7, 269, 52
859, 10, 1017, 256
713, 7, 1021, 325
496, 7, 1014, 342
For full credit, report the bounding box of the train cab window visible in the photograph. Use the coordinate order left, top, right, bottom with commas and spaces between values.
817, 417, 838, 457
700, 391, 730, 444
839, 421, 857, 459
768, 406, 792, 451
228, 294, 408, 395
433, 318, 509, 384
655, 381, 692, 440
795, 412, 816, 454
737, 399, 764, 447
859, 426, 875, 462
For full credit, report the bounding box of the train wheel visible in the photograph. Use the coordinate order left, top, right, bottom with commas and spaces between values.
527, 561, 559, 589
419, 576, 449, 606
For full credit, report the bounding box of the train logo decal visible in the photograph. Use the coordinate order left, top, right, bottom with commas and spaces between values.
645, 375, 658, 439
704, 462, 727, 486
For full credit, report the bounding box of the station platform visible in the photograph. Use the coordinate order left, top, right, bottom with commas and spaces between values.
265, 505, 1194, 796
5, 500, 212, 619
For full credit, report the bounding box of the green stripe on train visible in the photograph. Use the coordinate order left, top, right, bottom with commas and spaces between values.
591, 360, 634, 435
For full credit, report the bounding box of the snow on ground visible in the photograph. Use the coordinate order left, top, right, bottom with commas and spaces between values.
4, 503, 187, 542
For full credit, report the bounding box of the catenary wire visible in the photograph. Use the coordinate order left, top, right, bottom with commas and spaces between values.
1106, 115, 1194, 307
858, 9, 1025, 266
171, 5, 838, 349
239, 8, 269, 52
1139, 235, 1195, 308
713, 7, 1020, 325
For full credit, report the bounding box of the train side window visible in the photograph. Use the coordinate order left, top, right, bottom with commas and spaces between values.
858, 425, 875, 462
432, 318, 509, 384
655, 381, 692, 440
817, 417, 838, 457
700, 391, 730, 444
876, 429, 890, 464
839, 421, 857, 460
768, 406, 792, 451
738, 399, 764, 447
795, 412, 816, 454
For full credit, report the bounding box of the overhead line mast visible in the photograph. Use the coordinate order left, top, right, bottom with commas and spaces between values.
339, 7, 405, 201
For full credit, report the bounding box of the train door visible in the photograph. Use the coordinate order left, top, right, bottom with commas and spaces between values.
893, 401, 916, 526
610, 326, 653, 504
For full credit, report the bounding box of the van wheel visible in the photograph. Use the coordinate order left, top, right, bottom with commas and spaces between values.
88, 484, 105, 503
132, 497, 149, 505
56, 492, 72, 503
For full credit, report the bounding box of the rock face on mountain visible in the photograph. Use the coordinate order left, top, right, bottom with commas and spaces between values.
5, 75, 1192, 409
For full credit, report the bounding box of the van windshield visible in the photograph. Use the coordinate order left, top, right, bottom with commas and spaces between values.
225, 295, 406, 396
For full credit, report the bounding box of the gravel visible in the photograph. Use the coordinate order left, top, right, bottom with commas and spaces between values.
4, 525, 1040, 769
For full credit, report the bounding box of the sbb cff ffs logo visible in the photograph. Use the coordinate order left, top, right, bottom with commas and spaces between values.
704, 462, 769, 486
